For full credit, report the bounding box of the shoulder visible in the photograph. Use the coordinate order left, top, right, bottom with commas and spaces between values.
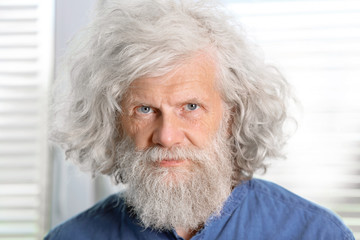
246, 179, 340, 220
234, 179, 355, 240
44, 193, 125, 240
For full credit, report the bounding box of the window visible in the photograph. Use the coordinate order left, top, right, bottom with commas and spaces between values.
227, 0, 360, 237
0, 0, 53, 239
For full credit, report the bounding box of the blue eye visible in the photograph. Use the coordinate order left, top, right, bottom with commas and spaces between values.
185, 103, 199, 111
137, 106, 153, 114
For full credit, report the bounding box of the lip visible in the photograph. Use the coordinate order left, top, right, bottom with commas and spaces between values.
159, 159, 186, 167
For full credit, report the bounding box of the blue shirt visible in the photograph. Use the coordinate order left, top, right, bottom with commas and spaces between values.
45, 179, 354, 239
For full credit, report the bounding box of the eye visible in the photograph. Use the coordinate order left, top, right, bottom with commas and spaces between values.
185, 103, 199, 111
137, 106, 153, 114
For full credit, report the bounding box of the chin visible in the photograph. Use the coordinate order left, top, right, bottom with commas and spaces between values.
156, 164, 195, 186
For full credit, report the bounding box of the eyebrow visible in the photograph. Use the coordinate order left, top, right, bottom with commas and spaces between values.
180, 97, 203, 105
125, 96, 207, 108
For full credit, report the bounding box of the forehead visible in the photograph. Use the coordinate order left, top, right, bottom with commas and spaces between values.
125, 54, 219, 99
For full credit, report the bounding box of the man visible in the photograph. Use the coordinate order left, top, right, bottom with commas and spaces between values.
46, 0, 354, 239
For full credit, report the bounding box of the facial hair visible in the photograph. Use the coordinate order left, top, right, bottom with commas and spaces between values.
114, 120, 234, 231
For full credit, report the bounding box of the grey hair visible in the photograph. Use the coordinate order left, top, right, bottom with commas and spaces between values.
51, 0, 294, 183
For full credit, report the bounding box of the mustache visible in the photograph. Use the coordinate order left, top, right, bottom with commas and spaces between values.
133, 145, 213, 164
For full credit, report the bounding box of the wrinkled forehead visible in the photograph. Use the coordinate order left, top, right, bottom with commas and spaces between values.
125, 52, 221, 96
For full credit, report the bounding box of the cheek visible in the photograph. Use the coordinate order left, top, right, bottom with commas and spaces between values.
120, 115, 142, 139
190, 105, 224, 146
185, 116, 221, 147
121, 117, 154, 148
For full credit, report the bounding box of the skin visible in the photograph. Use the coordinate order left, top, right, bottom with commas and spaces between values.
120, 53, 225, 239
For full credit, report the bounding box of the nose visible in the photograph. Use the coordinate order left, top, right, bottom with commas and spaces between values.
152, 112, 185, 148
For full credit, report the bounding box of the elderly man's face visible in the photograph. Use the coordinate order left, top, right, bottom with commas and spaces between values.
118, 54, 233, 230
120, 54, 224, 167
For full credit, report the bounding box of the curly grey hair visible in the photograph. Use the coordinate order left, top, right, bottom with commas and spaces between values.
51, 0, 293, 184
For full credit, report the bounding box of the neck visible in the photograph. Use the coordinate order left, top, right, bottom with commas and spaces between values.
175, 227, 199, 240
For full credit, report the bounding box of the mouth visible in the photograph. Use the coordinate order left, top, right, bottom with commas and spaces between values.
158, 159, 187, 167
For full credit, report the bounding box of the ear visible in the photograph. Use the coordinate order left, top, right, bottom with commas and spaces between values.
227, 107, 235, 136
115, 109, 126, 138
222, 104, 234, 137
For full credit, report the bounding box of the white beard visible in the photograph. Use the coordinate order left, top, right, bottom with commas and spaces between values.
114, 121, 234, 231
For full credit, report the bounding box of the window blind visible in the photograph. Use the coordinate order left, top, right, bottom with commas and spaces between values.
0, 0, 53, 239
227, 0, 360, 238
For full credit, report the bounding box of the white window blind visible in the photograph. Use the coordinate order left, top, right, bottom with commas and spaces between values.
0, 0, 53, 239
227, 0, 360, 238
